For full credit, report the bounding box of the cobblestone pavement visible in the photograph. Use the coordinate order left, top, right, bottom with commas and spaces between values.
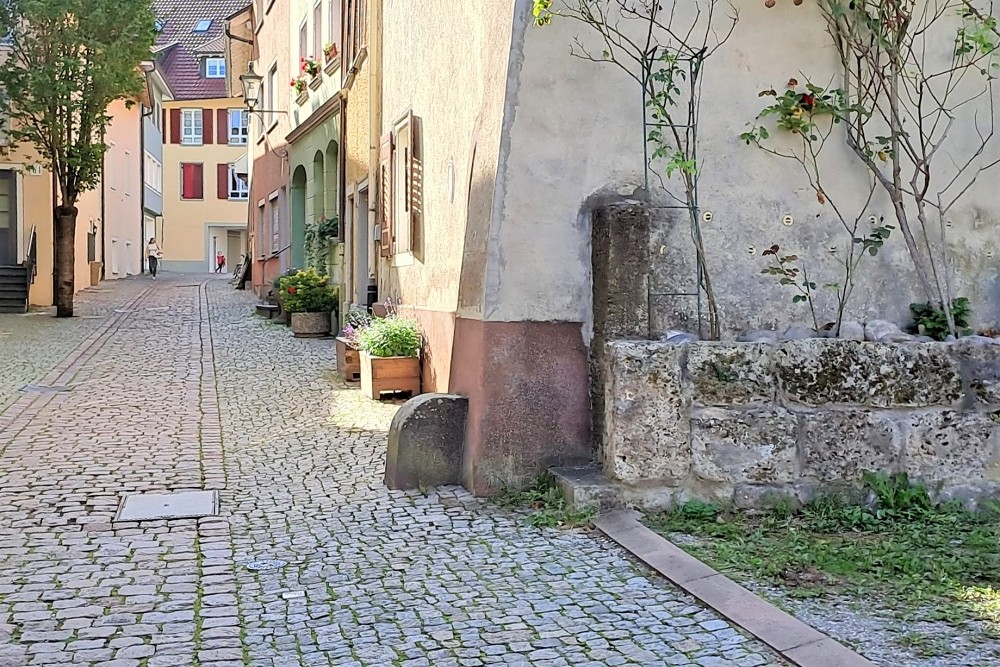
0, 276, 790, 667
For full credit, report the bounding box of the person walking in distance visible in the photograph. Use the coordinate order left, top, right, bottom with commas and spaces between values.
215, 251, 226, 274
146, 238, 162, 279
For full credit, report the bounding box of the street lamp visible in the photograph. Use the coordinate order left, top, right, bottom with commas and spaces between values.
239, 62, 262, 110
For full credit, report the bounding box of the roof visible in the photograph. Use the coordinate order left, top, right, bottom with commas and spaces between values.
152, 0, 249, 101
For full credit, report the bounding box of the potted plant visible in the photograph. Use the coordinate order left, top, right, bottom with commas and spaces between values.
323, 42, 338, 63
335, 311, 371, 382
301, 56, 321, 78
291, 76, 308, 103
279, 268, 339, 338
357, 316, 422, 399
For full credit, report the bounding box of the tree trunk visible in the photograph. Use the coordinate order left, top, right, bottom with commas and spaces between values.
54, 204, 78, 318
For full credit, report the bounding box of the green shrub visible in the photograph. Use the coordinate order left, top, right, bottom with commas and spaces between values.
278, 268, 338, 314
357, 316, 421, 358
909, 297, 972, 340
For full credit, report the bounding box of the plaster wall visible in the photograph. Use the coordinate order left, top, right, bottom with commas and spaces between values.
104, 100, 143, 279
497, 2, 1000, 337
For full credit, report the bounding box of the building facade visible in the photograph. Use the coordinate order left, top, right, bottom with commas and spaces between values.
102, 100, 144, 280
154, 0, 250, 274
141, 62, 171, 262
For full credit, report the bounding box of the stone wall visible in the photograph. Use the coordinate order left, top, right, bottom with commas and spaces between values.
604, 338, 1000, 508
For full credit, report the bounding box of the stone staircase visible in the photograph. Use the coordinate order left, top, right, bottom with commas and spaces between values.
0, 264, 28, 313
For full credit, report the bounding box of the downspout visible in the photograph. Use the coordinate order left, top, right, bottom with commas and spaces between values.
99, 157, 106, 280
367, 0, 382, 297
140, 104, 149, 274
50, 170, 57, 298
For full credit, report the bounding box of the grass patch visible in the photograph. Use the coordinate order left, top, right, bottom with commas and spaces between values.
494, 473, 596, 529
646, 472, 1000, 628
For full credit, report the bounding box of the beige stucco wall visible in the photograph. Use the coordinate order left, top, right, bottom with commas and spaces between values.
497, 2, 1000, 336
161, 98, 249, 272
104, 99, 143, 279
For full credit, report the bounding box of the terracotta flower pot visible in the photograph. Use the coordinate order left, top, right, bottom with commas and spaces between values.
290, 312, 331, 338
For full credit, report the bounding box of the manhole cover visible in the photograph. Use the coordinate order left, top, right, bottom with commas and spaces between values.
246, 559, 287, 572
115, 490, 219, 522
21, 384, 72, 394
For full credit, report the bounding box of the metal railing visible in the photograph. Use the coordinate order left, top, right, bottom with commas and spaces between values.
23, 225, 36, 287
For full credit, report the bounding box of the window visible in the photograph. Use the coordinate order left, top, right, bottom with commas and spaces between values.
154, 19, 166, 33
180, 163, 203, 200
266, 64, 277, 127
124, 150, 132, 196
193, 20, 211, 32
181, 108, 203, 145
392, 119, 412, 254
313, 3, 322, 60
228, 109, 248, 144
205, 58, 226, 78
380, 112, 422, 258
258, 203, 266, 257
328, 0, 340, 53
144, 152, 162, 193
299, 21, 308, 62
345, 0, 367, 66
270, 195, 280, 254
228, 165, 248, 200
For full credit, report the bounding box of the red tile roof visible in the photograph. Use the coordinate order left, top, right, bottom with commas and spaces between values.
153, 0, 249, 101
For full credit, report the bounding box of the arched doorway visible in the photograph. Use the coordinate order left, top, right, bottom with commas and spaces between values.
290, 166, 307, 269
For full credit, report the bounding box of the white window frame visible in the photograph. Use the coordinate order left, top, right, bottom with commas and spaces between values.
144, 152, 162, 193
266, 63, 277, 129
392, 117, 412, 256
228, 164, 248, 200
180, 108, 203, 145
228, 109, 248, 145
205, 58, 226, 79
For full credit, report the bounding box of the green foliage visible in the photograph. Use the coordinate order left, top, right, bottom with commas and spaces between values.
647, 472, 1000, 628
494, 473, 596, 529
272, 267, 300, 292
278, 268, 338, 314
304, 216, 339, 271
0, 0, 156, 202
909, 297, 974, 340
760, 244, 819, 331
740, 79, 847, 146
356, 316, 421, 358
531, 0, 553, 26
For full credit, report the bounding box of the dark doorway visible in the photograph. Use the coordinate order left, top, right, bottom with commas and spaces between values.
0, 171, 17, 265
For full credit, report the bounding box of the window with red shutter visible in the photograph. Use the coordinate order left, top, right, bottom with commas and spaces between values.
217, 163, 228, 200
217, 109, 227, 144
181, 163, 203, 200
203, 109, 213, 145
169, 108, 181, 144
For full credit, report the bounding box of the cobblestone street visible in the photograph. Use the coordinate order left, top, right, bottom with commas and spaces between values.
0, 276, 789, 667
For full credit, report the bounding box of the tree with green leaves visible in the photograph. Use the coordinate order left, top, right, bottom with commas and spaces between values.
0, 0, 155, 316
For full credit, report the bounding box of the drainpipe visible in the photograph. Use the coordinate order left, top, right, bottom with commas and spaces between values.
139, 105, 148, 274
367, 0, 382, 295
99, 157, 106, 280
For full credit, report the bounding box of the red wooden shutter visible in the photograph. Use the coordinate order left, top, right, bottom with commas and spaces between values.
217, 109, 228, 144
203, 109, 213, 145
217, 163, 229, 199
193, 163, 203, 199
161, 109, 167, 143
181, 163, 194, 199
169, 109, 181, 144
379, 132, 393, 257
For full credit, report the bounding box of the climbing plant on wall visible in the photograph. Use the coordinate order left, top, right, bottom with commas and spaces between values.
763, 0, 1000, 336
532, 0, 739, 340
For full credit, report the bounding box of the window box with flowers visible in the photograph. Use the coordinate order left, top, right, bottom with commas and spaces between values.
336, 310, 372, 382
291, 76, 309, 104
301, 56, 322, 89
323, 43, 340, 74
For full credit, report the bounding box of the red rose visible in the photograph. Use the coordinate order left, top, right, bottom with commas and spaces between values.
287, 286, 296, 294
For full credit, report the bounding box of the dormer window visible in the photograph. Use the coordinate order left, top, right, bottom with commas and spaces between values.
193, 20, 212, 32
154, 19, 166, 33
205, 58, 226, 78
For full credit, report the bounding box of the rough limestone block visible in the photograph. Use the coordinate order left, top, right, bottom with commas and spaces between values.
775, 339, 962, 408
604, 341, 690, 483
384, 394, 467, 490
691, 408, 797, 484
687, 343, 775, 407
902, 412, 1000, 483
800, 411, 901, 482
950, 339, 1000, 407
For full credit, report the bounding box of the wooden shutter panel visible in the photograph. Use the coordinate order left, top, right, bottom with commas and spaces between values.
192, 163, 203, 199
217, 109, 228, 144
169, 109, 181, 144
161, 109, 167, 144
408, 113, 422, 259
379, 132, 393, 258
217, 163, 229, 199
203, 109, 213, 145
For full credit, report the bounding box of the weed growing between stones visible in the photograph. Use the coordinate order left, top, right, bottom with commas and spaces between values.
494, 473, 596, 529
646, 472, 1000, 629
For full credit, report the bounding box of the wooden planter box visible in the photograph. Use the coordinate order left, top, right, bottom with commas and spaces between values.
290, 312, 331, 338
360, 352, 420, 400
335, 337, 361, 382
